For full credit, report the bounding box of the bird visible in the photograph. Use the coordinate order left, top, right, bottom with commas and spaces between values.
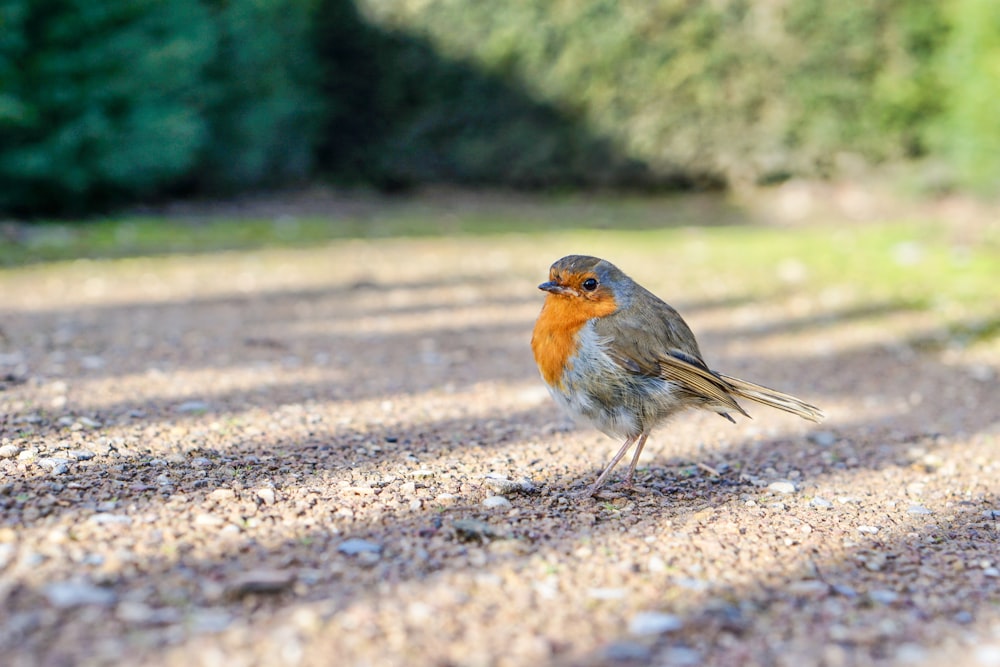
530, 255, 825, 496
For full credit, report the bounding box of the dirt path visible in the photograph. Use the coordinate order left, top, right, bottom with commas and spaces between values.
1, 231, 998, 667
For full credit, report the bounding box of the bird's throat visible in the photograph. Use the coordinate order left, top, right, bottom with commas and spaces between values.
531, 294, 615, 387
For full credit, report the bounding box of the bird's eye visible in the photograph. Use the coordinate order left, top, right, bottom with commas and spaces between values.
582, 278, 598, 291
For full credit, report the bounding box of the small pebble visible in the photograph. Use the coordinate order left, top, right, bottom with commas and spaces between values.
833, 584, 858, 598
983, 509, 1000, 520
786, 580, 829, 597
256, 488, 276, 505
660, 648, 703, 667
190, 457, 212, 468
175, 401, 210, 413
482, 495, 512, 510
857, 525, 879, 534
588, 588, 627, 600
453, 519, 507, 541
44, 581, 117, 608
983, 567, 1000, 578
808, 431, 836, 446
208, 488, 236, 502
809, 497, 833, 508
894, 644, 927, 664
227, 569, 295, 596
483, 473, 536, 494
0, 444, 18, 458
17, 448, 38, 461
907, 504, 932, 515
337, 538, 382, 555
117, 601, 181, 625
409, 469, 435, 479
190, 609, 232, 634
77, 416, 101, 428
194, 514, 224, 527
67, 449, 95, 461
628, 611, 683, 635
974, 645, 1000, 666
868, 589, 899, 604
768, 481, 797, 494
89, 514, 132, 525
37, 457, 71, 475
603, 641, 651, 662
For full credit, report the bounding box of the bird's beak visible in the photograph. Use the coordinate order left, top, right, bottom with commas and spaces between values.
538, 281, 573, 296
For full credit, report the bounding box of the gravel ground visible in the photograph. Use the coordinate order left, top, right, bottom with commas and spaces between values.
1, 228, 998, 667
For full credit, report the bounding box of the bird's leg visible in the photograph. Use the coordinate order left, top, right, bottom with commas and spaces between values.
622, 432, 650, 487
584, 434, 638, 496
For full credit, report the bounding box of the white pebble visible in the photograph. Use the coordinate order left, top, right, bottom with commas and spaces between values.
974, 645, 1000, 666
37, 456, 71, 469
208, 488, 236, 501
786, 580, 829, 597
482, 495, 512, 510
587, 587, 627, 600
767, 481, 797, 494
868, 589, 899, 604
857, 525, 880, 534
628, 611, 683, 635
190, 609, 232, 634
89, 514, 132, 525
337, 538, 382, 555
44, 581, 116, 608
194, 514, 224, 527
175, 400, 210, 413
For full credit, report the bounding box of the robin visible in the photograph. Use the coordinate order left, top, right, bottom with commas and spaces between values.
531, 255, 825, 496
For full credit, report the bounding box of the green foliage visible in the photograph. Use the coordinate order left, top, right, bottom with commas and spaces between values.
931, 0, 1000, 192
198, 0, 323, 190
1, 0, 996, 216
0, 0, 323, 215
312, 0, 651, 190
351, 0, 951, 186
0, 0, 213, 214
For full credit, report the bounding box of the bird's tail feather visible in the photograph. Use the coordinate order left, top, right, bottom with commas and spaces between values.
717, 373, 825, 423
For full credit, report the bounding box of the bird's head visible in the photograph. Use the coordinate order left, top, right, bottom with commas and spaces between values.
538, 255, 627, 317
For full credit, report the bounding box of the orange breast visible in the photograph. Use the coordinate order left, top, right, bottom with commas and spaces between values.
531, 293, 616, 387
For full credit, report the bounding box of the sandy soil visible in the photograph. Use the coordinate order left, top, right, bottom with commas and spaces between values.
0, 227, 997, 667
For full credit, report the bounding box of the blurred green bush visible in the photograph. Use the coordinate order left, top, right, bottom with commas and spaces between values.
0, 0, 321, 215
930, 0, 1000, 194
0, 0, 996, 216
0, 0, 213, 214
352, 0, 950, 187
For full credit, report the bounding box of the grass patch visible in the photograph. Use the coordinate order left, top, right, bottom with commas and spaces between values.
1, 193, 996, 344
0, 192, 744, 267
